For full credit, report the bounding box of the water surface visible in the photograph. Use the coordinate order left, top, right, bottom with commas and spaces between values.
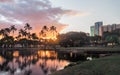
0, 50, 70, 75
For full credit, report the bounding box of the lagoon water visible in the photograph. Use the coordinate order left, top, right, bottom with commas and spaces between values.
0, 50, 84, 75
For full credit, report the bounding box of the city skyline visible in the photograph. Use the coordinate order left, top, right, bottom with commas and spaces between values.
0, 0, 120, 34
90, 22, 120, 36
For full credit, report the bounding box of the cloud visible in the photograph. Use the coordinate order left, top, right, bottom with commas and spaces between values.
0, 0, 13, 2
0, 0, 83, 35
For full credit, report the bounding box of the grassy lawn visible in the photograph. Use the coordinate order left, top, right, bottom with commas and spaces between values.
50, 55, 120, 75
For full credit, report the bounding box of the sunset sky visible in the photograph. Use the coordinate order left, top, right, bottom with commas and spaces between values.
0, 0, 120, 34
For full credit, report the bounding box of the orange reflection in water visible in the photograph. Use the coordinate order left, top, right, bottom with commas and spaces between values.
0, 56, 5, 64
13, 51, 19, 57
37, 50, 57, 58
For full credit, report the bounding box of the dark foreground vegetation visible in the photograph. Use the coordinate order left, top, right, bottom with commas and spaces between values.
51, 55, 120, 75
0, 23, 58, 48
59, 30, 120, 47
0, 23, 120, 48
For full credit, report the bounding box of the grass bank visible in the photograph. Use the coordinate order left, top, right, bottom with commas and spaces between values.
50, 55, 120, 75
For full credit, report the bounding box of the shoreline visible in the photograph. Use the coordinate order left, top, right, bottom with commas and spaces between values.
0, 46, 120, 51
50, 55, 120, 75
0, 47, 120, 55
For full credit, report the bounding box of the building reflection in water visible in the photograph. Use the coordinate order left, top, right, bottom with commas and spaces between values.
0, 50, 69, 75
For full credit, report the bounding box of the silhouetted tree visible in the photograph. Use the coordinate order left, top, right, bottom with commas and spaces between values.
19, 29, 27, 38
10, 25, 17, 37
59, 32, 89, 47
50, 26, 57, 38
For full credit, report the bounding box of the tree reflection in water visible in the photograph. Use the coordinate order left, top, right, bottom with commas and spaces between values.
0, 50, 69, 75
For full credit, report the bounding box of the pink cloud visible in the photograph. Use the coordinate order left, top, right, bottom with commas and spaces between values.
0, 0, 80, 35
0, 0, 14, 2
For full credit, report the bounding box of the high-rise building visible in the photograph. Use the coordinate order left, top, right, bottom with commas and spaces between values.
90, 26, 95, 36
94, 22, 103, 36
90, 22, 120, 36
112, 24, 117, 30
99, 26, 103, 36
100, 24, 120, 36
116, 24, 120, 29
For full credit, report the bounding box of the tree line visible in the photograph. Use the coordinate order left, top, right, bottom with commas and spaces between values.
58, 29, 120, 47
0, 23, 120, 48
0, 23, 58, 48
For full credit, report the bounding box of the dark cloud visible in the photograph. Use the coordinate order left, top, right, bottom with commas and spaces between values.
0, 0, 80, 34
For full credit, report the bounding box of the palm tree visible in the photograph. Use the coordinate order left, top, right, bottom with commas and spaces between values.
24, 23, 32, 33
4, 28, 11, 37
39, 26, 49, 49
40, 26, 49, 38
10, 25, 17, 37
39, 30, 45, 38
50, 26, 57, 39
42, 26, 48, 31
24, 23, 32, 39
2, 36, 14, 48
19, 29, 27, 38
31, 33, 38, 40
50, 26, 56, 31
27, 32, 31, 40
0, 29, 5, 38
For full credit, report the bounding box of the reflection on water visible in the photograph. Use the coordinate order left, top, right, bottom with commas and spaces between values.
37, 51, 57, 58
13, 51, 19, 57
0, 50, 69, 75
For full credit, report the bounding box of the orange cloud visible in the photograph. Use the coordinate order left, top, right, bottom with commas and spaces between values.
0, 0, 83, 35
